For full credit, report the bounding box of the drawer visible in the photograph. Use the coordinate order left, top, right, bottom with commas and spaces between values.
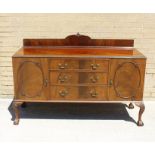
50, 86, 108, 100
49, 59, 79, 70
49, 59, 109, 71
50, 71, 108, 84
78, 59, 109, 71
50, 86, 78, 100
79, 86, 108, 100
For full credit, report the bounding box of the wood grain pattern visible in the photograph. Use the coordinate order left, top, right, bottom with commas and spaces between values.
12, 34, 146, 126
24, 34, 134, 47
49, 59, 109, 71
108, 59, 146, 101
12, 58, 49, 100
50, 86, 108, 100
13, 47, 146, 58
49, 71, 108, 85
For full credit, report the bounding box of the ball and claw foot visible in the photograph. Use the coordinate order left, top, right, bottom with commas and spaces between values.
135, 101, 145, 127
12, 101, 23, 125
129, 102, 134, 109
137, 120, 144, 126
13, 119, 19, 125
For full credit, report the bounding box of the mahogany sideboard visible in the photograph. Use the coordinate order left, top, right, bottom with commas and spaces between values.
12, 34, 146, 126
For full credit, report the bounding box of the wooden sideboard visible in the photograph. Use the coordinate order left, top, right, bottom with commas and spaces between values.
12, 33, 146, 126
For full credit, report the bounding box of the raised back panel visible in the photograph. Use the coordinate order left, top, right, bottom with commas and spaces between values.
23, 33, 134, 47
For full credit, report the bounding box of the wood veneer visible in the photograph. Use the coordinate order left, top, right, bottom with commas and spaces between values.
12, 33, 146, 126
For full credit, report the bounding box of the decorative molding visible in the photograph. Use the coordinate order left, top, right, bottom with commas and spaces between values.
113, 61, 141, 99
17, 61, 45, 98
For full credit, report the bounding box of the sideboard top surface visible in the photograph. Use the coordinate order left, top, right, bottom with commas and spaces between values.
12, 34, 146, 59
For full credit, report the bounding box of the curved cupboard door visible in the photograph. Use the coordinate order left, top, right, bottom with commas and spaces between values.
108, 59, 146, 101
12, 58, 49, 100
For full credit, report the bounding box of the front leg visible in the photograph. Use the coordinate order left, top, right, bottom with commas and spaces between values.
12, 101, 23, 125
135, 101, 145, 126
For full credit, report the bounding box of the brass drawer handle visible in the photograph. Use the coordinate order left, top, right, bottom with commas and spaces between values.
90, 76, 98, 83
58, 63, 68, 69
90, 91, 98, 98
58, 75, 68, 83
59, 90, 68, 97
91, 64, 100, 70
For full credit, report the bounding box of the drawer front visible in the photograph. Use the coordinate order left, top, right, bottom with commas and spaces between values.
49, 59, 109, 71
50, 86, 78, 100
50, 72, 78, 84
79, 86, 108, 100
49, 59, 79, 70
50, 71, 108, 85
78, 59, 109, 71
50, 86, 108, 100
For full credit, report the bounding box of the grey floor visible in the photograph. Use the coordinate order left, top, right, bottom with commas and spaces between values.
0, 99, 155, 142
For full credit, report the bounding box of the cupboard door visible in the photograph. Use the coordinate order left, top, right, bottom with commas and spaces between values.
108, 59, 146, 101
12, 58, 49, 100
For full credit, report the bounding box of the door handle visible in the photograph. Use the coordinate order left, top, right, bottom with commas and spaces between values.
109, 79, 113, 86
44, 79, 48, 87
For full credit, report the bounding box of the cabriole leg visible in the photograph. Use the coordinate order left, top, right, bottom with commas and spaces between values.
12, 101, 23, 125
135, 101, 145, 126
